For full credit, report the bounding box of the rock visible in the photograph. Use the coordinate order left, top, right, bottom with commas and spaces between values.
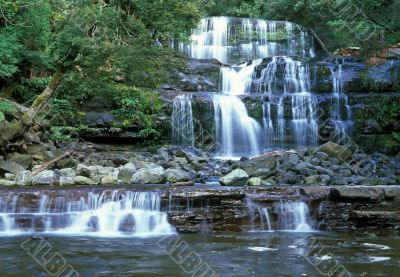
131, 166, 166, 184
0, 179, 16, 186
76, 164, 92, 177
112, 155, 130, 167
281, 154, 300, 168
219, 169, 249, 186
33, 170, 58, 186
165, 168, 190, 182
251, 168, 275, 178
360, 177, 387, 186
329, 186, 386, 201
247, 177, 262, 186
262, 179, 276, 186
175, 149, 188, 158
174, 157, 188, 164
59, 176, 75, 186
7, 153, 33, 169
0, 159, 25, 175
15, 171, 33, 186
304, 175, 323, 186
4, 173, 15, 180
318, 142, 353, 162
280, 173, 301, 184
238, 155, 277, 176
57, 168, 76, 178
158, 148, 169, 161
101, 175, 119, 185
129, 158, 149, 169
74, 176, 97, 186
56, 158, 78, 169
118, 167, 136, 183
315, 152, 330, 161
340, 169, 352, 177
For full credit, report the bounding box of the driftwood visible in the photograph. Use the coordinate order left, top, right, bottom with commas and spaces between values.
32, 150, 73, 175
308, 28, 333, 57
170, 181, 195, 187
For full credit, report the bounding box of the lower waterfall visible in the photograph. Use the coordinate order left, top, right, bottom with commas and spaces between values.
275, 202, 312, 232
0, 191, 175, 237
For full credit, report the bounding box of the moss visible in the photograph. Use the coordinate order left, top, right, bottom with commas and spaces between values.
248, 101, 263, 120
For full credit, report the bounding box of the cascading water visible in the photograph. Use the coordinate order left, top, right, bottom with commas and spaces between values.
172, 95, 195, 147
180, 17, 315, 64
246, 198, 272, 232
0, 191, 175, 237
275, 202, 312, 231
330, 63, 353, 141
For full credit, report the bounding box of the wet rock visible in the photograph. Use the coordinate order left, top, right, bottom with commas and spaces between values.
165, 168, 190, 182
174, 157, 188, 164
74, 176, 97, 186
340, 169, 352, 177
280, 173, 301, 185
0, 159, 25, 175
251, 168, 275, 178
238, 155, 277, 176
4, 173, 15, 180
76, 164, 92, 177
281, 154, 300, 168
329, 186, 386, 201
118, 165, 136, 183
131, 166, 166, 184
15, 171, 33, 186
33, 170, 58, 186
7, 153, 33, 169
101, 175, 119, 185
360, 177, 387, 186
59, 176, 75, 186
56, 158, 78, 169
0, 179, 16, 186
57, 168, 76, 178
219, 169, 249, 186
304, 175, 323, 186
112, 155, 130, 167
262, 179, 276, 186
315, 152, 330, 161
247, 177, 262, 186
318, 142, 353, 162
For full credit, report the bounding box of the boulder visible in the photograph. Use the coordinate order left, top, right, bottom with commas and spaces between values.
76, 164, 92, 177
219, 169, 249, 186
262, 179, 277, 186
314, 152, 330, 161
101, 175, 119, 185
280, 173, 301, 185
57, 168, 77, 178
165, 168, 190, 182
304, 175, 323, 186
0, 179, 16, 186
318, 142, 353, 162
7, 153, 33, 169
4, 173, 15, 180
131, 166, 166, 184
247, 177, 262, 186
33, 170, 58, 186
0, 159, 25, 175
238, 155, 277, 176
74, 176, 97, 186
59, 176, 75, 186
118, 167, 136, 183
15, 171, 33, 186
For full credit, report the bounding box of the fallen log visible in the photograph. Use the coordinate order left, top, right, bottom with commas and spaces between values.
32, 150, 74, 175
170, 181, 195, 187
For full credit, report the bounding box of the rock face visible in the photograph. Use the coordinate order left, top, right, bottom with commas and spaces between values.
15, 171, 33, 186
33, 171, 58, 186
220, 169, 249, 186
131, 166, 166, 184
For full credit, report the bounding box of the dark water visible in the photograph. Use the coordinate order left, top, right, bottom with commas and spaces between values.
0, 231, 399, 277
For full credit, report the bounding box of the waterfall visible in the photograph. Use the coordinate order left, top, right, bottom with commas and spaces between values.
257, 56, 318, 147
275, 202, 312, 231
0, 191, 175, 237
213, 95, 262, 157
246, 198, 273, 232
172, 95, 194, 147
180, 17, 315, 64
330, 64, 353, 141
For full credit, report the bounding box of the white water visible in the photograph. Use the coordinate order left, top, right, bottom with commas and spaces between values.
330, 63, 353, 141
275, 202, 312, 231
246, 199, 273, 232
180, 17, 315, 64
172, 95, 195, 147
0, 191, 175, 237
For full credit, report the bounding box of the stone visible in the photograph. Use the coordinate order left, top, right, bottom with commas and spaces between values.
175, 149, 188, 158
112, 155, 130, 167
118, 167, 136, 183
33, 170, 58, 186
158, 148, 169, 161
360, 178, 387, 186
76, 164, 92, 177
129, 158, 149, 169
280, 173, 301, 184
262, 179, 276, 186
219, 169, 249, 186
56, 158, 78, 169
15, 171, 33, 186
74, 176, 97, 186
7, 153, 33, 169
4, 173, 15, 180
251, 168, 274, 178
340, 169, 352, 177
58, 168, 76, 178
320, 175, 331, 185
59, 176, 75, 186
165, 168, 190, 182
304, 175, 323, 186
281, 154, 300, 168
315, 152, 330, 161
101, 175, 119, 185
247, 177, 262, 186
0, 179, 16, 186
239, 155, 277, 176
310, 158, 321, 166
0, 159, 25, 175
329, 186, 386, 202
174, 157, 188, 164
318, 142, 353, 162
131, 166, 166, 184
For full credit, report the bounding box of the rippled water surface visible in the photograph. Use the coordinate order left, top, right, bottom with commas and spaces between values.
0, 231, 399, 276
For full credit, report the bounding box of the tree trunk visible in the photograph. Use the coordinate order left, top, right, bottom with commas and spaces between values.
0, 71, 63, 149
308, 28, 333, 57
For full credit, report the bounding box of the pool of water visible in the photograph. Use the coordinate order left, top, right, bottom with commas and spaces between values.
0, 231, 399, 276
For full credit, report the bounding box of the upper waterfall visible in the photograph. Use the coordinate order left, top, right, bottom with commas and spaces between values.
180, 17, 315, 64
